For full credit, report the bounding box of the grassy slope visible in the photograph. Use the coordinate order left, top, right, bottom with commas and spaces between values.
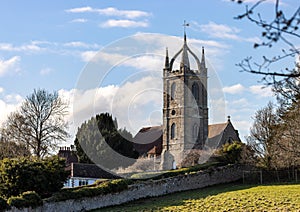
95, 183, 300, 212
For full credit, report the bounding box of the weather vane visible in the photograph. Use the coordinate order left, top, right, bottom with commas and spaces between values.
183, 20, 190, 33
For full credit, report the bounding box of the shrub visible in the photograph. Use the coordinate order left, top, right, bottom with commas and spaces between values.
150, 161, 221, 180
51, 179, 131, 202
7, 191, 42, 209
0, 156, 68, 198
104, 179, 129, 193
7, 196, 26, 209
216, 141, 244, 164
94, 179, 108, 185
21, 191, 42, 208
0, 197, 9, 211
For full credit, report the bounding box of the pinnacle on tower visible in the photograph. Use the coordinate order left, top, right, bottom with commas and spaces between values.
165, 47, 169, 69
201, 46, 206, 68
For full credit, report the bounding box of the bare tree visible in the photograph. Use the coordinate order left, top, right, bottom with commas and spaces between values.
0, 131, 30, 159
247, 102, 279, 168
275, 96, 300, 166
2, 89, 69, 158
232, 0, 300, 84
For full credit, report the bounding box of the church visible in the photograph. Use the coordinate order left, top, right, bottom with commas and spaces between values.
133, 31, 241, 170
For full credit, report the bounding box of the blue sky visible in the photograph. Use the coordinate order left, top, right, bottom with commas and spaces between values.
0, 0, 297, 143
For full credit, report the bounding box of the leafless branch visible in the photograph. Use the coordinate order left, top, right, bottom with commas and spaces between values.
232, 0, 300, 84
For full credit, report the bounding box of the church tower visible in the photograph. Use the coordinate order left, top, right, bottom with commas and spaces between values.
161, 31, 208, 169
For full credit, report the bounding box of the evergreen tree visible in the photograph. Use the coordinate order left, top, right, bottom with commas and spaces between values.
74, 113, 138, 169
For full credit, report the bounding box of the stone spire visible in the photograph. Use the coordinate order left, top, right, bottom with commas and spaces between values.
168, 22, 201, 72
170, 32, 201, 71
180, 32, 190, 70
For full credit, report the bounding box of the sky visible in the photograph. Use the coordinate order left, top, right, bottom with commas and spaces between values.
0, 0, 298, 145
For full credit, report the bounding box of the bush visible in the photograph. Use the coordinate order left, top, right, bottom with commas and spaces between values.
21, 191, 42, 208
150, 161, 222, 180
0, 156, 68, 198
51, 179, 131, 202
216, 141, 244, 164
0, 197, 9, 211
7, 196, 26, 209
7, 191, 42, 209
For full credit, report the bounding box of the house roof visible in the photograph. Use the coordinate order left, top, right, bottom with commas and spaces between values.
133, 126, 163, 155
71, 163, 119, 179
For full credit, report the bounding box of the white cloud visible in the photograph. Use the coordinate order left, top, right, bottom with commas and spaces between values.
4, 94, 23, 104
40, 67, 54, 76
81, 50, 163, 72
232, 120, 252, 140
98, 7, 150, 19
0, 94, 23, 125
78, 33, 230, 103
188, 38, 229, 50
100, 19, 148, 28
81, 51, 98, 62
64, 41, 100, 49
0, 87, 4, 93
59, 74, 162, 140
200, 21, 241, 39
249, 85, 273, 97
223, 84, 246, 94
0, 40, 101, 57
80, 51, 125, 64
123, 55, 163, 72
70, 18, 88, 23
66, 6, 93, 13
231, 98, 250, 107
0, 42, 42, 52
0, 56, 20, 77
193, 21, 261, 43
66, 7, 150, 19
0, 100, 18, 125
223, 83, 274, 98
132, 32, 230, 71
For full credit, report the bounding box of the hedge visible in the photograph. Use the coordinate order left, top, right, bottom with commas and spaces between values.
50, 179, 133, 202
130, 161, 223, 180
0, 197, 9, 211
7, 191, 42, 209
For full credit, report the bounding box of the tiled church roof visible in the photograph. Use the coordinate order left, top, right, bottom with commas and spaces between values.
133, 120, 241, 156
133, 126, 163, 155
208, 123, 228, 138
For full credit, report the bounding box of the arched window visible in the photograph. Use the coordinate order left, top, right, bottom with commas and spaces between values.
192, 82, 199, 101
193, 124, 199, 139
171, 82, 176, 100
171, 123, 176, 139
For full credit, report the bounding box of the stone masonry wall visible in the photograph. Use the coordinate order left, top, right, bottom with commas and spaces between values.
8, 165, 243, 212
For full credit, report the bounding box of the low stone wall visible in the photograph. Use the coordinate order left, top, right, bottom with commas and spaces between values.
9, 165, 243, 212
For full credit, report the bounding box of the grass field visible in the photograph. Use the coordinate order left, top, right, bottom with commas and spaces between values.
95, 183, 300, 211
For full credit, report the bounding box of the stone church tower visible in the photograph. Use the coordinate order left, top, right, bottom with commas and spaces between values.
161, 32, 208, 170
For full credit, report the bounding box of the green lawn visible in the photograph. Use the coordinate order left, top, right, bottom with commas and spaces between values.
94, 183, 300, 211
